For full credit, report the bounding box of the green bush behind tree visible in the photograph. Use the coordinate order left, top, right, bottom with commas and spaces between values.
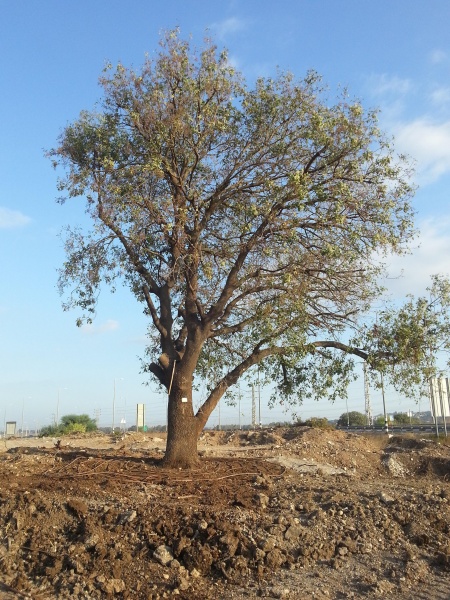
337, 411, 367, 426
39, 414, 97, 437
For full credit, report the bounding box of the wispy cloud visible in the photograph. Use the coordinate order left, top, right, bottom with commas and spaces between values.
394, 118, 450, 184
430, 49, 447, 65
210, 17, 246, 40
365, 74, 413, 122
0, 207, 31, 229
368, 73, 412, 97
429, 86, 450, 107
81, 319, 119, 335
365, 70, 450, 184
383, 217, 450, 298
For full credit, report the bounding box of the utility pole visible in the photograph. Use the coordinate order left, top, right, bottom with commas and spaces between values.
21, 399, 25, 437
363, 363, 373, 426
437, 378, 448, 438
218, 398, 221, 431
238, 384, 242, 430
112, 379, 116, 433
251, 385, 256, 429
258, 368, 261, 428
112, 378, 123, 433
380, 372, 388, 434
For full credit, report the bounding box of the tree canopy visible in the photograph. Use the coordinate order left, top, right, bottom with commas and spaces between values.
337, 411, 367, 427
357, 274, 450, 400
49, 31, 417, 465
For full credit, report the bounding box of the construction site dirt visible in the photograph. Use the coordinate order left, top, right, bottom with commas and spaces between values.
0, 426, 449, 599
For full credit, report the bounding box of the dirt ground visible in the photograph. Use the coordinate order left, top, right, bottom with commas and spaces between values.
0, 426, 449, 599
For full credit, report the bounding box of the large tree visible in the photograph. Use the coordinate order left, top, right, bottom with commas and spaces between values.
49, 31, 415, 466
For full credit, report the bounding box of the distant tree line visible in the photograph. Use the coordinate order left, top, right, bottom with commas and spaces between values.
337, 410, 421, 427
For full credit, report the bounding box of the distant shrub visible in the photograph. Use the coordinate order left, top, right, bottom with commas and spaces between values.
39, 424, 63, 437
337, 411, 367, 427
39, 414, 97, 437
393, 412, 421, 425
302, 417, 334, 429
65, 422, 86, 434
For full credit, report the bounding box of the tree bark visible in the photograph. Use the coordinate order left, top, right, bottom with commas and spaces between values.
163, 370, 199, 468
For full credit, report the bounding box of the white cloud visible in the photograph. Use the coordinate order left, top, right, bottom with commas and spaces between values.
430, 49, 447, 65
225, 54, 241, 70
210, 17, 246, 40
368, 73, 412, 97
365, 73, 450, 184
383, 218, 450, 298
430, 86, 450, 106
81, 319, 119, 335
0, 207, 31, 229
394, 118, 450, 183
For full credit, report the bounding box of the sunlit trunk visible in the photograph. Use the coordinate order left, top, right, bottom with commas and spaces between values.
163, 373, 199, 468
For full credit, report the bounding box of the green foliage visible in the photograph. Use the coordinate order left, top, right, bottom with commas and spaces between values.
337, 411, 367, 426
356, 274, 450, 401
392, 413, 420, 425
48, 29, 416, 427
39, 414, 97, 437
64, 422, 86, 434
302, 417, 334, 429
39, 424, 62, 437
374, 415, 389, 427
60, 414, 97, 432
393, 413, 409, 424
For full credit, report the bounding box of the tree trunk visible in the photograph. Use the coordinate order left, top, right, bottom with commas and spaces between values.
163, 373, 199, 468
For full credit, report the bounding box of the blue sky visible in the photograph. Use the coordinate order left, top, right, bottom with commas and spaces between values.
1, 0, 450, 431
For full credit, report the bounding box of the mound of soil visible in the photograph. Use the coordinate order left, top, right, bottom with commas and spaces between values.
0, 428, 449, 599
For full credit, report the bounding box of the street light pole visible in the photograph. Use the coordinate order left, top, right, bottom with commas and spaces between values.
112, 379, 116, 433
380, 372, 388, 434
112, 378, 123, 433
258, 368, 261, 428
238, 384, 241, 430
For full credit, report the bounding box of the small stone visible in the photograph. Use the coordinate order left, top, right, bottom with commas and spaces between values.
66, 499, 88, 518
254, 548, 266, 561
178, 577, 190, 591
256, 493, 270, 508
117, 510, 137, 525
284, 524, 303, 541
265, 549, 285, 569
379, 491, 395, 504
153, 545, 174, 566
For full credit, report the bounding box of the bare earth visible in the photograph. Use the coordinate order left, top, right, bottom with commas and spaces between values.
0, 426, 449, 599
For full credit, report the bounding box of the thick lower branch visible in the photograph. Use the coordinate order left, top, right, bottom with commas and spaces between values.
194, 340, 371, 433
194, 346, 284, 433
149, 362, 166, 387
312, 340, 368, 361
